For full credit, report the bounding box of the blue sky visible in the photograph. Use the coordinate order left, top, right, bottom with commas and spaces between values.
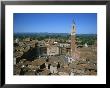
14, 13, 97, 34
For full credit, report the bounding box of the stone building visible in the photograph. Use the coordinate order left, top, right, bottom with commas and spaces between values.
59, 43, 70, 55
71, 21, 76, 57
14, 57, 16, 65
23, 38, 30, 42
46, 38, 59, 56
69, 20, 80, 61
15, 38, 19, 43
47, 46, 59, 56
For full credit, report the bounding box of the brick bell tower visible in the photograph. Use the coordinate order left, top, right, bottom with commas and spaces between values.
71, 20, 76, 58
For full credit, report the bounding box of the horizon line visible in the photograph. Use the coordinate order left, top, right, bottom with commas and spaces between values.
14, 32, 97, 34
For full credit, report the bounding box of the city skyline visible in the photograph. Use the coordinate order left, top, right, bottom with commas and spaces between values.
14, 13, 97, 34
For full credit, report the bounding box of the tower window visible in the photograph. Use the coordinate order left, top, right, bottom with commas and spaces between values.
73, 26, 74, 29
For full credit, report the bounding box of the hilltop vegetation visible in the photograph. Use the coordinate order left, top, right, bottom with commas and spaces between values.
14, 33, 97, 45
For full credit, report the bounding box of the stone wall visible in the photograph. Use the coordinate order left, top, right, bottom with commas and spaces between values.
47, 46, 59, 56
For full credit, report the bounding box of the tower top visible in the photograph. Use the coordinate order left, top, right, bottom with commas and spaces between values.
71, 19, 76, 35
72, 19, 76, 25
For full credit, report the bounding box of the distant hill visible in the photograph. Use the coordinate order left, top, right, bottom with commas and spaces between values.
14, 33, 97, 45
14, 32, 97, 38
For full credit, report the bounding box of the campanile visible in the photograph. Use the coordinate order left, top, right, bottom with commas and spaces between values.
71, 20, 76, 57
